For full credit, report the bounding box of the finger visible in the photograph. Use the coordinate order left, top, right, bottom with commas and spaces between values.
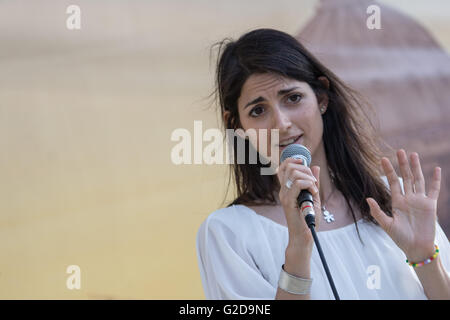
381, 157, 402, 197
410, 152, 425, 194
311, 165, 320, 190
279, 158, 304, 181
277, 158, 296, 183
293, 179, 318, 199
284, 180, 318, 209
366, 198, 393, 232
428, 167, 441, 200
397, 149, 414, 194
281, 157, 307, 170
284, 162, 314, 180
311, 166, 322, 228
285, 170, 317, 189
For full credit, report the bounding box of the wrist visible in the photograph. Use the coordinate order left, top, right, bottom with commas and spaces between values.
284, 244, 312, 279
409, 254, 450, 299
278, 264, 313, 295
406, 244, 439, 268
288, 230, 314, 248
405, 244, 437, 265
286, 240, 313, 258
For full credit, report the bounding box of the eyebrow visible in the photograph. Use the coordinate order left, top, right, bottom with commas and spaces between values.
244, 87, 300, 109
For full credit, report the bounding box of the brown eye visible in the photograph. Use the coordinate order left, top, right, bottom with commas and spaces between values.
249, 105, 264, 117
288, 94, 302, 103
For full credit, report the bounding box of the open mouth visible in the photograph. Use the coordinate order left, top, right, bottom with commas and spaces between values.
278, 135, 302, 150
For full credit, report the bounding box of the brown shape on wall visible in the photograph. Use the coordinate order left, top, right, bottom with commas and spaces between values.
297, 0, 450, 233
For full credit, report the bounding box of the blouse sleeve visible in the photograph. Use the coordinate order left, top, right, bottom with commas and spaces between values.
196, 212, 276, 299
435, 222, 450, 275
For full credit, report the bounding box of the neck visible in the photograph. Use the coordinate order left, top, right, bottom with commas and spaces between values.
311, 141, 334, 205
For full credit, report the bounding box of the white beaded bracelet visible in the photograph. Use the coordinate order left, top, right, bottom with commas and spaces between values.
278, 264, 313, 295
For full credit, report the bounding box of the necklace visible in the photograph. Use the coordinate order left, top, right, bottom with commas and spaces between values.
321, 186, 336, 223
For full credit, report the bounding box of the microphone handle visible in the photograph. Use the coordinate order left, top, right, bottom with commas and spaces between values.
298, 190, 315, 228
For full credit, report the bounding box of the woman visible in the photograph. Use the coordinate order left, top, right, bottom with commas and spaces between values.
196, 28, 450, 299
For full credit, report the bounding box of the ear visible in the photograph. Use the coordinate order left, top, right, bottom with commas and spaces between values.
317, 76, 330, 107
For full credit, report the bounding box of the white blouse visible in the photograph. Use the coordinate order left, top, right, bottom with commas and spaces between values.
196, 177, 450, 299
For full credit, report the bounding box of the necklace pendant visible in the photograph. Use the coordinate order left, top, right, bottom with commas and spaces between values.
322, 207, 335, 223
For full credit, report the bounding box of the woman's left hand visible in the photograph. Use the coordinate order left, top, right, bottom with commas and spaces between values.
366, 149, 442, 263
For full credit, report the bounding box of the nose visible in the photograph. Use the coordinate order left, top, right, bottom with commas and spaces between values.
272, 105, 292, 131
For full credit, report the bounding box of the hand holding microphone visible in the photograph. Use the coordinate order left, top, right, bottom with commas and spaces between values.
276, 144, 322, 246
277, 144, 340, 300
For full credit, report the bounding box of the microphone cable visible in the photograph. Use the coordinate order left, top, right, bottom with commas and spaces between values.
304, 214, 340, 300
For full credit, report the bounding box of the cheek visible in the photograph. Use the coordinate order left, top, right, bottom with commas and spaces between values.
305, 111, 325, 153
312, 110, 324, 134
300, 105, 322, 130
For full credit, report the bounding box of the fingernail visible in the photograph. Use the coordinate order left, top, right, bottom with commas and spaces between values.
313, 177, 317, 182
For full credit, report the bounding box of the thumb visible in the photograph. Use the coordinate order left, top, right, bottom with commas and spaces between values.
366, 197, 392, 231
311, 165, 320, 188
311, 166, 322, 226
311, 166, 321, 206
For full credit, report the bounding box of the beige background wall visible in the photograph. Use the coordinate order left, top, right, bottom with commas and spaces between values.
0, 0, 449, 299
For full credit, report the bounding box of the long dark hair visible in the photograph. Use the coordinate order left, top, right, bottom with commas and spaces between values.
208, 28, 394, 232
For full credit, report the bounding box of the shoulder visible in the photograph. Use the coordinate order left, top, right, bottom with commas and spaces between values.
196, 205, 255, 239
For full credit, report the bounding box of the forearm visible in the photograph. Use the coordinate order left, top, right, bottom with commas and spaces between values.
413, 255, 450, 300
275, 243, 312, 300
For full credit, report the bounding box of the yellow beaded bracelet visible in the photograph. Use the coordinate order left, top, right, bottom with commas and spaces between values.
406, 244, 439, 268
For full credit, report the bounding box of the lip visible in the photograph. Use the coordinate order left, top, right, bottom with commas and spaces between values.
278, 134, 303, 152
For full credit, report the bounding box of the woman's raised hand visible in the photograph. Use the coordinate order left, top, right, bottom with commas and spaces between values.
366, 149, 442, 263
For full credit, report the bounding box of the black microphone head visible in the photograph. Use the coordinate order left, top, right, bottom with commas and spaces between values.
280, 144, 312, 166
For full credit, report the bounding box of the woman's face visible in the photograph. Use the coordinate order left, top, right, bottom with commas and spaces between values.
236, 72, 327, 166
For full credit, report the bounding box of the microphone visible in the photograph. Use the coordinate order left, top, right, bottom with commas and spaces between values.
280, 144, 316, 228
280, 143, 341, 300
